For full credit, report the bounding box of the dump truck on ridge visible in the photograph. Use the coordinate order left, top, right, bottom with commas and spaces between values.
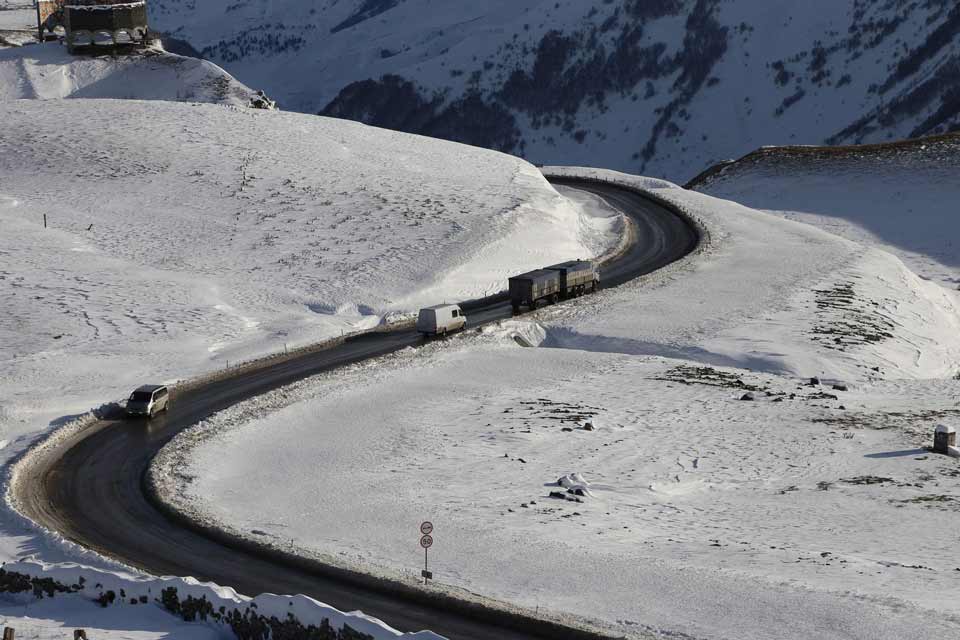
509, 260, 598, 312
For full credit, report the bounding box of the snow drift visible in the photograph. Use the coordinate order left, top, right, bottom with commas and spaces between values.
0, 42, 258, 104
691, 134, 960, 290
2, 559, 443, 639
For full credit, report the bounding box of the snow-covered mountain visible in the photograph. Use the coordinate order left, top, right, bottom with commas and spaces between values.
149, 0, 960, 181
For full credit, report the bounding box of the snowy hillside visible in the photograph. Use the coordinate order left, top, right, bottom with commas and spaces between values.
692, 133, 960, 290
149, 0, 960, 181
0, 42, 259, 105
155, 169, 960, 640
0, 98, 614, 447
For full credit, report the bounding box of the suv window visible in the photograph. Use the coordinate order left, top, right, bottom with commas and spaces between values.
452, 310, 458, 317
156, 388, 167, 398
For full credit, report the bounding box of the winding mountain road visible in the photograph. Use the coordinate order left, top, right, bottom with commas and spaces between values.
13, 178, 698, 639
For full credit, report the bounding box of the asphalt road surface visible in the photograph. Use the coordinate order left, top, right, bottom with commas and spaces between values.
15, 179, 698, 640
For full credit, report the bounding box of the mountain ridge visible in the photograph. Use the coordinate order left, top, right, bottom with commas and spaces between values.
144, 0, 960, 180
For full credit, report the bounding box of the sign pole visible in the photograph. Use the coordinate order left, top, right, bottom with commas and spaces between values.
419, 521, 434, 585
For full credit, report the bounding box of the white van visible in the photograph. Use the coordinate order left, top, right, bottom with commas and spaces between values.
416, 304, 466, 336
126, 384, 169, 418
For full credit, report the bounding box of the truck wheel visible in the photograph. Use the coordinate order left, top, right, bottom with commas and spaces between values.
550, 293, 559, 304
512, 303, 520, 313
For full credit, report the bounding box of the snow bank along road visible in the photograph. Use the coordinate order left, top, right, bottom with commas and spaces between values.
12, 178, 698, 639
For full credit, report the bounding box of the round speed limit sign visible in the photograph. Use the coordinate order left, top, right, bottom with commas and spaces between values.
420, 521, 434, 535
419, 534, 433, 549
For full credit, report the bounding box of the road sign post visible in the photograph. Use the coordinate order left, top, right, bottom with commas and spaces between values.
420, 522, 434, 584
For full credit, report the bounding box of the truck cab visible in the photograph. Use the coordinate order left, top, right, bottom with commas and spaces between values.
416, 304, 467, 337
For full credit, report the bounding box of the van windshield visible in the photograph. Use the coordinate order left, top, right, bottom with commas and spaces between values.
130, 391, 152, 402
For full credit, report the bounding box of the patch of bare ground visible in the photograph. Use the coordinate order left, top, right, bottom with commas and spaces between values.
893, 494, 960, 510
651, 365, 767, 392
811, 280, 895, 351
812, 408, 960, 431
500, 398, 603, 433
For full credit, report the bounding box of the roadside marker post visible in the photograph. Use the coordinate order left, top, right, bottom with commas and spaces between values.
420, 521, 434, 584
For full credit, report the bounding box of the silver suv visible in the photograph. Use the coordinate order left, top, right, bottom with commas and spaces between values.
126, 384, 169, 418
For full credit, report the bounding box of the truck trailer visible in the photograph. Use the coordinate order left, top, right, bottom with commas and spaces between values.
508, 269, 560, 312
546, 260, 598, 298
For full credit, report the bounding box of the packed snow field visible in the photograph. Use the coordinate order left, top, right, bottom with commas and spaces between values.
156, 168, 960, 639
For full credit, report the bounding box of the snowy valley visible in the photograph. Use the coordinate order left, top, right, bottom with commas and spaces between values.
0, 2, 959, 640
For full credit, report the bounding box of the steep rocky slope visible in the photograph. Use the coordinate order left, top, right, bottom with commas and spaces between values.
150, 0, 960, 181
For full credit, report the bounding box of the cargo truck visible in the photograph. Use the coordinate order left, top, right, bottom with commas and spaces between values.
509, 260, 598, 312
